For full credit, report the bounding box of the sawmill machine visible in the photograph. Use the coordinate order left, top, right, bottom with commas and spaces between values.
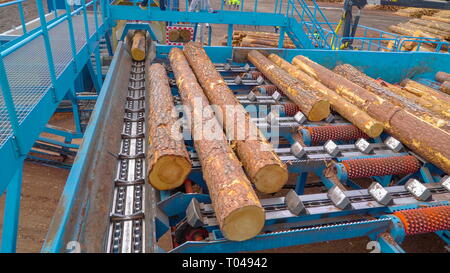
0, 0, 448, 253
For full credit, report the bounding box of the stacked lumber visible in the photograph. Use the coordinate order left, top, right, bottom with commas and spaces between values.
222, 30, 296, 49
183, 42, 288, 194
435, 71, 450, 95
290, 55, 450, 173
395, 7, 438, 18
169, 48, 265, 241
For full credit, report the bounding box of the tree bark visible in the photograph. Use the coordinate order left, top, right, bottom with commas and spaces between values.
131, 30, 146, 61
292, 55, 450, 174
436, 71, 450, 83
169, 48, 265, 241
400, 79, 450, 107
147, 64, 192, 190
183, 42, 288, 193
247, 50, 330, 121
268, 54, 383, 138
333, 64, 450, 129
409, 18, 450, 32
441, 81, 450, 95
422, 15, 450, 24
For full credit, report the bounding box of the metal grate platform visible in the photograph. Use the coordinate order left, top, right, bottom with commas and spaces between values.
0, 14, 100, 148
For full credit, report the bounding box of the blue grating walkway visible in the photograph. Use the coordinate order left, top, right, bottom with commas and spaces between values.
0, 13, 101, 148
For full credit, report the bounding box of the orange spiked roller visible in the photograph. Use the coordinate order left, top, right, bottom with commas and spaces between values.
306, 124, 369, 145
341, 155, 421, 179
282, 102, 300, 117
394, 205, 450, 235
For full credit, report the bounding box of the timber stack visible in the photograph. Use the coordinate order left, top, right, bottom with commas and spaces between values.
435, 71, 450, 95
183, 42, 288, 194
290, 55, 450, 174
169, 47, 265, 241
147, 64, 192, 190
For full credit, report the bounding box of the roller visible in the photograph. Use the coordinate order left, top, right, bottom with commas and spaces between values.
302, 124, 369, 145
341, 155, 421, 179
394, 205, 450, 235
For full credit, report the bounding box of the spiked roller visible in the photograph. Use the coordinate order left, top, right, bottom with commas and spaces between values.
303, 124, 369, 145
242, 71, 264, 80
393, 205, 450, 235
254, 84, 283, 96
341, 155, 421, 179
282, 102, 300, 117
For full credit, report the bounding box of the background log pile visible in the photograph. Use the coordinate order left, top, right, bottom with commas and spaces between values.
387, 10, 450, 52
221, 30, 296, 48
394, 7, 438, 18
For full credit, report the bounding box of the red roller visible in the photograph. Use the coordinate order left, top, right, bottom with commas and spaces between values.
307, 124, 368, 144
282, 102, 300, 117
342, 155, 421, 179
394, 205, 450, 235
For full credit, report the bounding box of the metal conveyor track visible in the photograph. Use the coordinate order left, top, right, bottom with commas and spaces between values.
106, 60, 147, 253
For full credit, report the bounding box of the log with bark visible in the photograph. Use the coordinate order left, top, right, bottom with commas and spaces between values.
376, 79, 449, 128
409, 18, 450, 32
268, 54, 383, 137
147, 64, 192, 190
441, 81, 450, 95
400, 79, 450, 109
436, 71, 450, 83
333, 64, 450, 128
247, 50, 330, 121
292, 55, 450, 174
131, 30, 146, 61
183, 42, 288, 193
422, 15, 450, 24
169, 47, 265, 241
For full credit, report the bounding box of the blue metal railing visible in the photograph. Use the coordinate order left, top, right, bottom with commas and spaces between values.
0, 0, 108, 252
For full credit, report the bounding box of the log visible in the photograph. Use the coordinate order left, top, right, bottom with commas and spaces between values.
183, 42, 288, 193
167, 29, 180, 42
268, 54, 383, 137
389, 25, 442, 40
440, 81, 450, 95
409, 18, 450, 32
436, 71, 450, 83
333, 64, 450, 128
131, 30, 146, 61
377, 80, 449, 128
400, 79, 450, 109
292, 55, 450, 173
422, 15, 450, 24
147, 64, 192, 190
169, 48, 265, 241
179, 29, 192, 42
247, 50, 330, 121
401, 22, 450, 39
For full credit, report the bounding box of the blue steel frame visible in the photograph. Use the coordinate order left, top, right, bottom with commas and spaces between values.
0, 0, 109, 252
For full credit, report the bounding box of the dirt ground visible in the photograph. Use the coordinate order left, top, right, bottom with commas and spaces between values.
0, 1, 447, 253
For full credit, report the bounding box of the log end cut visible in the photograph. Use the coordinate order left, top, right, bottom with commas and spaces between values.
148, 155, 192, 190
308, 100, 331, 121
222, 205, 265, 241
365, 121, 384, 138
131, 47, 146, 61
254, 164, 289, 193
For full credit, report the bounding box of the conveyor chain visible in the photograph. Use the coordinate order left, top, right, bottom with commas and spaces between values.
106, 61, 147, 253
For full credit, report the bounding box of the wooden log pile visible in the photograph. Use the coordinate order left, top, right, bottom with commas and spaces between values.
221, 30, 296, 49
169, 47, 265, 241
290, 55, 450, 174
387, 11, 450, 52
394, 7, 438, 18
183, 42, 288, 194
131, 30, 146, 61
